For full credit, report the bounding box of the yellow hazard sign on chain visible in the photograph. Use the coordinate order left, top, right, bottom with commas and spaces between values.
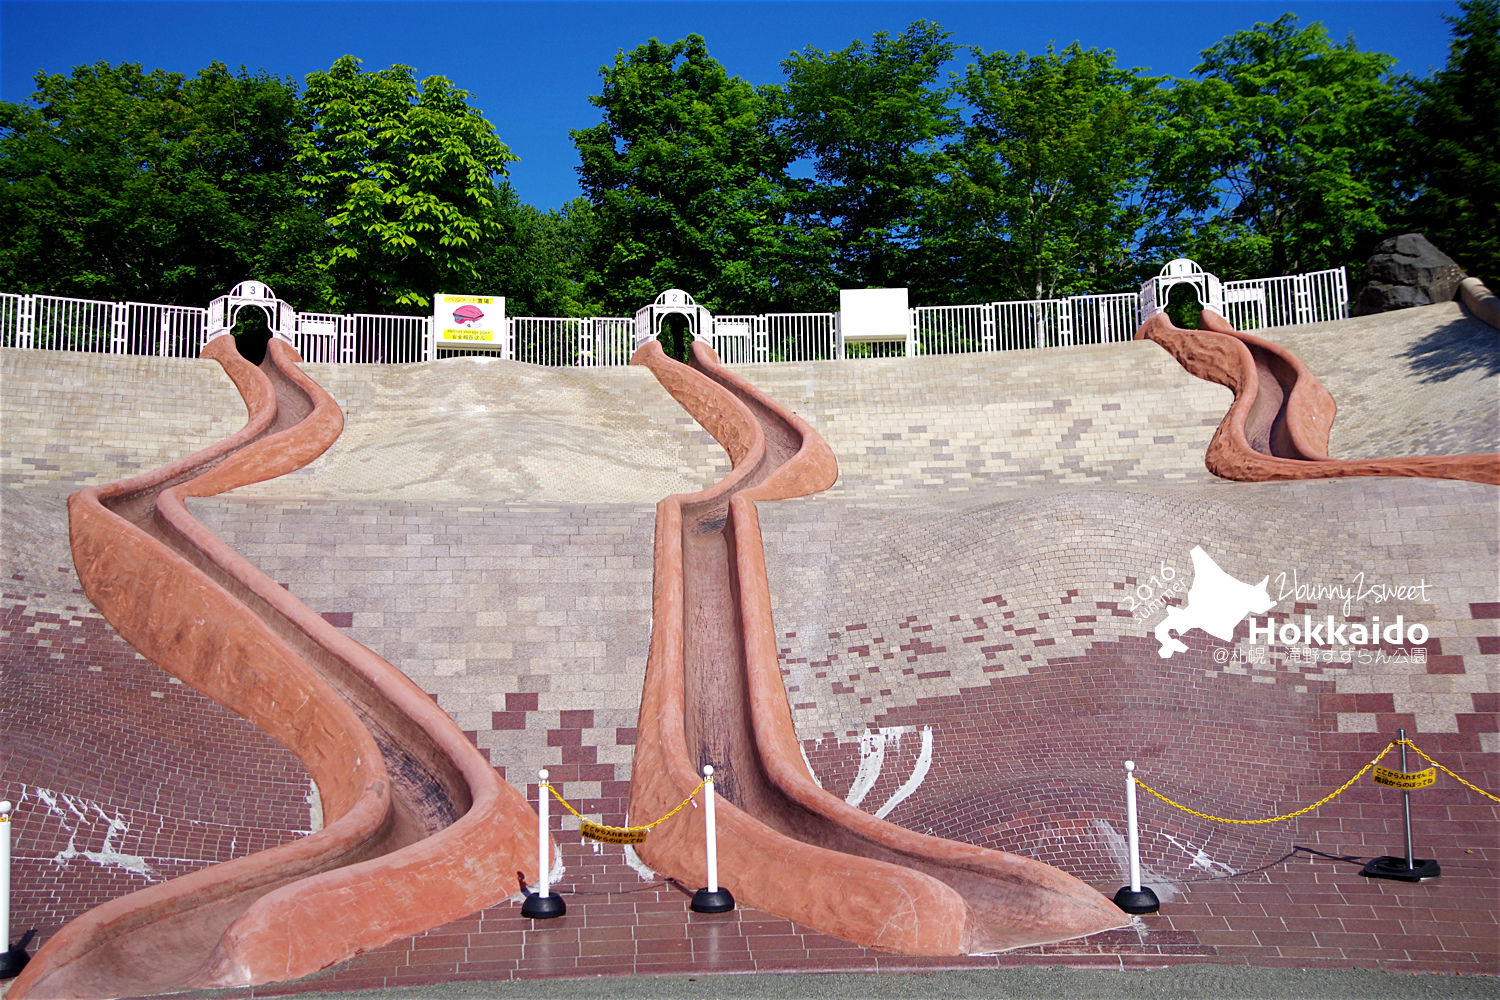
579, 820, 648, 845
547, 777, 708, 847
1372, 765, 1436, 790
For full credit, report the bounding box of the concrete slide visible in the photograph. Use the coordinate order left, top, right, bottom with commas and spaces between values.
11, 336, 539, 998
1137, 310, 1500, 484
626, 340, 1129, 955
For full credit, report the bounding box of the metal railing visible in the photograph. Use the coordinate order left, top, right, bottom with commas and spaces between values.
1222, 267, 1349, 333
913, 304, 991, 355
0, 266, 1349, 369
709, 315, 761, 365
509, 316, 584, 367
767, 313, 838, 362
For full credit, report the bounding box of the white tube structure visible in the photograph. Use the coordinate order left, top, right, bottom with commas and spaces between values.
536, 770, 551, 899
0, 803, 10, 953
1125, 761, 1142, 893
703, 765, 719, 893
1, 800, 11, 951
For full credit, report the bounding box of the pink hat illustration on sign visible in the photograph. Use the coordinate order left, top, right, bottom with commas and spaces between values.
452, 304, 484, 325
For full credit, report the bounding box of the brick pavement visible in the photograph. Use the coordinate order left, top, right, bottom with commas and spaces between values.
1, 305, 1497, 995
1251, 301, 1499, 461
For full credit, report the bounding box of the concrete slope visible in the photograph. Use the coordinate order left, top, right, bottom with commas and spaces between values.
627, 340, 1129, 956
1137, 310, 1499, 484
1249, 301, 1498, 460
10, 337, 538, 998
225, 357, 726, 504
726, 340, 1226, 497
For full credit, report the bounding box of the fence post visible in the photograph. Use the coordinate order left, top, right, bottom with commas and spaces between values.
690, 764, 734, 913
1058, 299, 1075, 347
1294, 274, 1314, 326
521, 769, 565, 918
575, 318, 593, 366
17, 296, 35, 350
1113, 761, 1159, 914
110, 302, 128, 354
1, 799, 29, 978
336, 316, 354, 365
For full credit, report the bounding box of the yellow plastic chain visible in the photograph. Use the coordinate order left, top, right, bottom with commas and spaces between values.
1400, 739, 1500, 804
546, 777, 710, 837
1132, 742, 1395, 825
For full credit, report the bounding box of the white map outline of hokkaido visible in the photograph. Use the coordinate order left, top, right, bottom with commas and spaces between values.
1154, 546, 1276, 658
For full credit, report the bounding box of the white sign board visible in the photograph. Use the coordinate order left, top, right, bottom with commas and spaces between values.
300, 320, 337, 338
434, 293, 506, 350
839, 287, 909, 342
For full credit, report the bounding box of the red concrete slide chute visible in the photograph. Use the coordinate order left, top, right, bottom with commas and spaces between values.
11, 335, 540, 999
626, 340, 1129, 956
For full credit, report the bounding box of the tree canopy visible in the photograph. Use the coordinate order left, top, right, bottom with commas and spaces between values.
0, 61, 321, 304
930, 43, 1169, 302
0, 11, 1481, 319
571, 34, 806, 313
777, 21, 958, 294
295, 55, 517, 311
1157, 14, 1403, 278
1400, 0, 1499, 284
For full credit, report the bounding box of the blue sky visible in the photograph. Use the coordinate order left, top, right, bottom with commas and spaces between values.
1, 1, 1461, 211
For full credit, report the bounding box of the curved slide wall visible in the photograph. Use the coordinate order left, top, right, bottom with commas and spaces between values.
11, 337, 538, 998
626, 340, 1128, 956
1137, 310, 1500, 484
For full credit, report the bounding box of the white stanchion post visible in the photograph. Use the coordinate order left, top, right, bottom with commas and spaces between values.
690, 764, 734, 913
520, 770, 565, 918
1, 797, 29, 979
1126, 761, 1142, 893
1112, 761, 1159, 914
1, 800, 10, 952
537, 770, 550, 899
704, 765, 719, 893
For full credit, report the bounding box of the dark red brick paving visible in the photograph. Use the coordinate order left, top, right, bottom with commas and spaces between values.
223, 623, 1500, 995
1, 588, 313, 939
5, 578, 1496, 994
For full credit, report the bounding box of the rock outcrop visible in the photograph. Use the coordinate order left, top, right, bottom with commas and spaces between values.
1354, 233, 1465, 315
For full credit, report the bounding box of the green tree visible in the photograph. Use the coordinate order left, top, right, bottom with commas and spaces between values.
0, 61, 324, 304
1400, 0, 1500, 285
295, 55, 517, 311
572, 34, 808, 314
1157, 14, 1403, 278
474, 186, 603, 317
778, 21, 958, 292
930, 43, 1170, 302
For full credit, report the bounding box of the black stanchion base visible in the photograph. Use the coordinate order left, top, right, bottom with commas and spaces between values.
1113, 885, 1160, 914
520, 891, 567, 919
1361, 856, 1441, 882
0, 943, 31, 979
690, 887, 736, 913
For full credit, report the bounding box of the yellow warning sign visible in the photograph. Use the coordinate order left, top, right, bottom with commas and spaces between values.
1372, 766, 1435, 790
579, 820, 648, 845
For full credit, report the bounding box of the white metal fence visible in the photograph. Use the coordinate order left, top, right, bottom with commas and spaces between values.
0, 266, 1349, 369
1222, 268, 1350, 334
